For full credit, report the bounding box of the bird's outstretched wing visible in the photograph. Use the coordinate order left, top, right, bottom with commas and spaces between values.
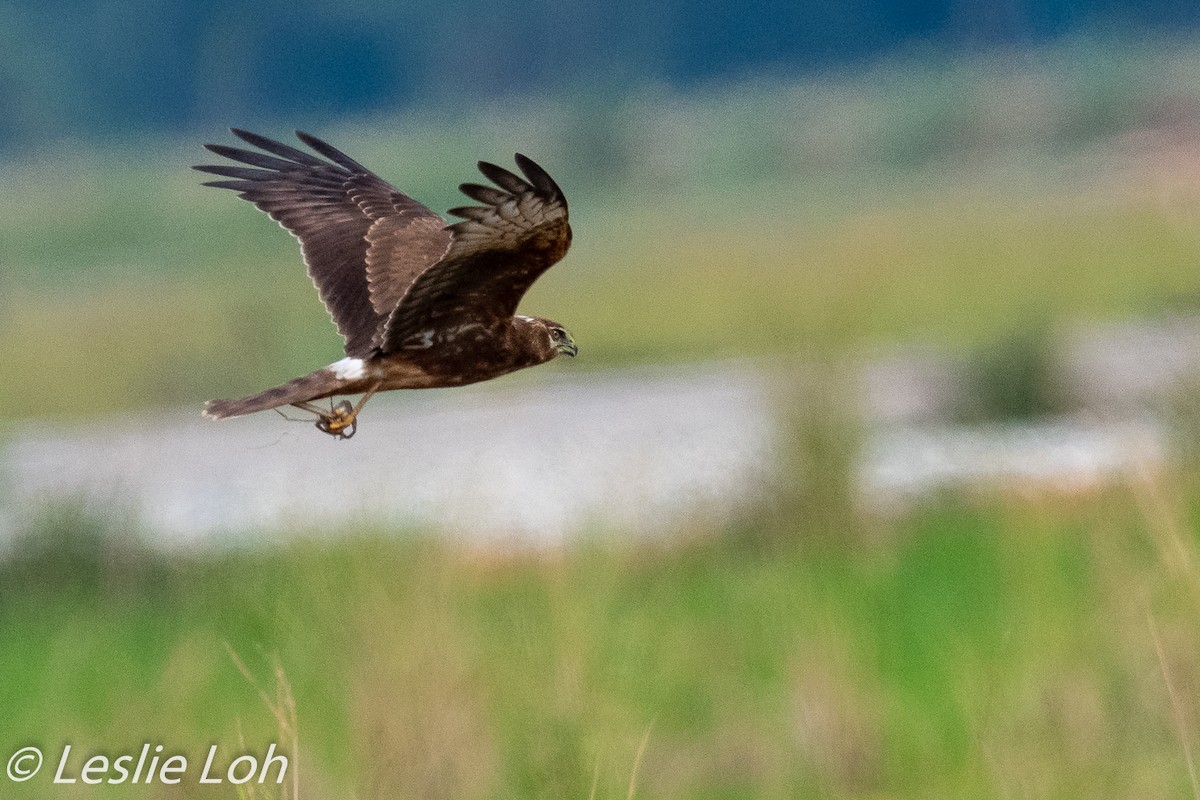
379, 154, 571, 353
194, 129, 451, 357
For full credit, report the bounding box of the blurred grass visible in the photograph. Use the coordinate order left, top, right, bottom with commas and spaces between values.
4, 473, 1200, 798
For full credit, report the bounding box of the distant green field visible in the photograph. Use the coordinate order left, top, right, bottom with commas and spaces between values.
2, 478, 1199, 799
6, 36, 1200, 420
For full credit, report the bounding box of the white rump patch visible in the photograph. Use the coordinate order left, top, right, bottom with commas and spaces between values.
329, 357, 366, 380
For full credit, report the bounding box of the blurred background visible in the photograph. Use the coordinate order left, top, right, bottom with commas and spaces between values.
7, 1, 1200, 797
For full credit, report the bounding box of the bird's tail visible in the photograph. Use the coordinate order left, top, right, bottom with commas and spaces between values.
204, 368, 347, 420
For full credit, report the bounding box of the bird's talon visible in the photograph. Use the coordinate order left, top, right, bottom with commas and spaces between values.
315, 401, 358, 440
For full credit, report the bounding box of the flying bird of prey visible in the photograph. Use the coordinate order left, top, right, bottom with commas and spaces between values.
196, 129, 576, 439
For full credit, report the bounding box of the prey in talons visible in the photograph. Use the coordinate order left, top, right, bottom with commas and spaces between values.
292, 384, 381, 440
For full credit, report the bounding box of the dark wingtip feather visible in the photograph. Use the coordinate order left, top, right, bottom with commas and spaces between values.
199, 179, 259, 191
458, 182, 510, 205
229, 128, 327, 166
477, 161, 529, 194
446, 205, 490, 220
193, 163, 273, 180
513, 153, 563, 199
204, 143, 241, 158
295, 130, 369, 174
201, 143, 301, 172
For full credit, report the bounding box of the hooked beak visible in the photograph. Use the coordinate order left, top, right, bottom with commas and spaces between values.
555, 334, 579, 358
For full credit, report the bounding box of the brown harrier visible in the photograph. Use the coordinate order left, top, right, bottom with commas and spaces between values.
196, 129, 576, 439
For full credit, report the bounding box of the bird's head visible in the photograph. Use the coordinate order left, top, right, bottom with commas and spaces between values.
547, 322, 578, 358
516, 315, 578, 360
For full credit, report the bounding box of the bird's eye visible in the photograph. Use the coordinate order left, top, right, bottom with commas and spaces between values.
551, 328, 564, 340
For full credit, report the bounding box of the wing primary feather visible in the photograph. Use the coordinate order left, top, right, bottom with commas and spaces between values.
476, 161, 530, 194
446, 205, 492, 220
458, 183, 510, 205
193, 164, 275, 181
202, 144, 302, 172
294, 130, 370, 174
230, 128, 328, 166
514, 153, 564, 200
200, 179, 259, 191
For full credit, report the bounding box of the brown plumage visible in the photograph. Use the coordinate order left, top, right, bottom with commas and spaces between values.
196, 129, 577, 438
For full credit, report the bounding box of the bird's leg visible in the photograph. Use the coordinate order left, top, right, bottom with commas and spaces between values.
291, 400, 330, 417
341, 381, 382, 432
